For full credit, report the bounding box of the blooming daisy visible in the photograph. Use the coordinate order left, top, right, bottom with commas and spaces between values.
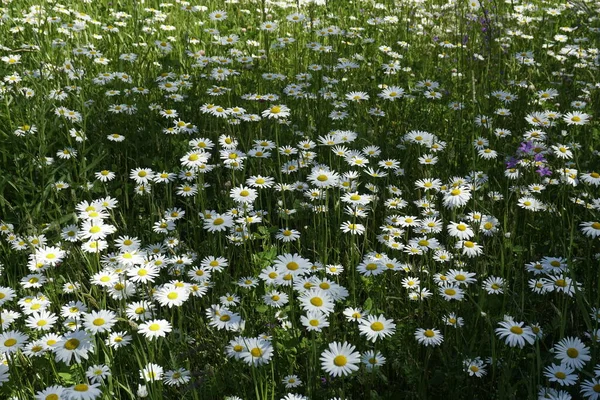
464, 357, 487, 377
544, 363, 578, 386
0, 330, 29, 354
262, 104, 291, 119
241, 338, 273, 366
138, 319, 172, 340
495, 319, 536, 348
563, 111, 590, 125
299, 289, 335, 315
580, 222, 600, 239
320, 341, 360, 377
358, 314, 396, 342
553, 337, 591, 370
300, 311, 329, 332
414, 328, 444, 347
282, 374, 302, 389
54, 330, 95, 365
443, 186, 471, 209
163, 368, 191, 387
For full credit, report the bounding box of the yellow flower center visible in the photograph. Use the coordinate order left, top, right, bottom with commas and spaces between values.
74, 384, 88, 392
371, 322, 384, 331
64, 338, 80, 350
333, 355, 347, 366
566, 348, 578, 358
310, 297, 323, 307
555, 279, 567, 287
555, 371, 566, 379
366, 263, 378, 271
250, 348, 262, 357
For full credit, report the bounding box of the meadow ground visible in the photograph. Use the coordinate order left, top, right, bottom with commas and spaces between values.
0, 0, 599, 399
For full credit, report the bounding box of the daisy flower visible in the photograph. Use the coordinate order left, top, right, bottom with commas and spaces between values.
483, 276, 506, 294
163, 368, 191, 387
359, 315, 396, 342
300, 311, 329, 332
105, 331, 132, 349
299, 289, 335, 315
262, 104, 290, 119
495, 319, 536, 348
464, 357, 486, 377
276, 228, 301, 242
553, 337, 591, 370
580, 378, 600, 399
340, 222, 366, 235
35, 385, 66, 400
282, 374, 302, 388
230, 186, 258, 204
263, 291, 289, 308
345, 91, 369, 102
0, 330, 29, 354
320, 341, 360, 377
563, 111, 590, 125
544, 363, 578, 386
241, 338, 273, 366
414, 328, 444, 347
65, 382, 102, 399
447, 221, 474, 240
580, 222, 600, 239
273, 253, 311, 277
138, 319, 172, 340
86, 364, 111, 384
54, 330, 95, 365
443, 186, 471, 209
203, 214, 234, 233
154, 284, 190, 308
83, 310, 117, 334
141, 363, 163, 382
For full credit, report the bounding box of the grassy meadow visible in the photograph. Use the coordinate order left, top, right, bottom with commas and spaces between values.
0, 0, 599, 398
